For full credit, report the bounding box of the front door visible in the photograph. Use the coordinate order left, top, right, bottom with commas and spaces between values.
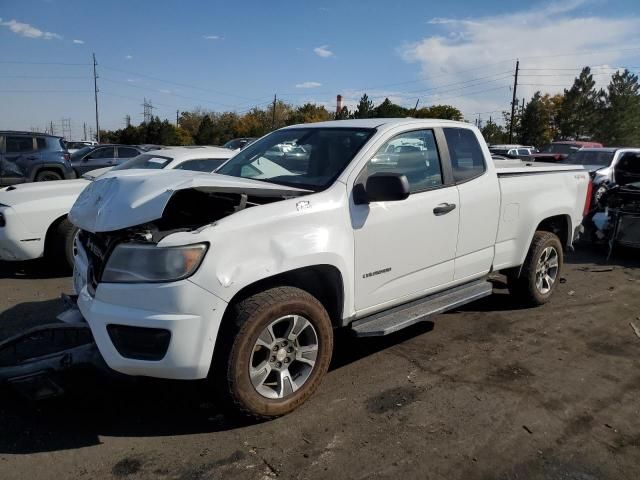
351, 129, 460, 313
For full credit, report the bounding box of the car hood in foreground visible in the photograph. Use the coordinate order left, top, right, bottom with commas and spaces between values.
0, 179, 89, 208
69, 169, 309, 233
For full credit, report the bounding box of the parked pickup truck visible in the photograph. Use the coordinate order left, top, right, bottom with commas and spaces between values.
25, 119, 588, 419
0, 147, 232, 269
532, 140, 603, 162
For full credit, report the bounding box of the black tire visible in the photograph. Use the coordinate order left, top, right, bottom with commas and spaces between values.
47, 218, 79, 271
508, 231, 563, 306
216, 287, 333, 420
35, 170, 63, 182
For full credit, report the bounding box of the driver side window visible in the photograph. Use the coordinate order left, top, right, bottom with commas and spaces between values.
366, 130, 443, 193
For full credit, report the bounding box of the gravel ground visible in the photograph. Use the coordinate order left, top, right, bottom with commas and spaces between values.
0, 245, 639, 480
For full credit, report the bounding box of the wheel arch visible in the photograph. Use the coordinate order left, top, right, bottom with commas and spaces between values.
43, 213, 69, 255
31, 164, 65, 181
225, 264, 345, 328
505, 214, 571, 279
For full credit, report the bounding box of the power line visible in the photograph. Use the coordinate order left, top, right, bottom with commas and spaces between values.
100, 76, 240, 109
0, 60, 90, 66
100, 65, 261, 102
0, 75, 88, 79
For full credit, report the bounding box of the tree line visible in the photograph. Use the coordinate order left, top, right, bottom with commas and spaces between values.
100, 67, 640, 148
481, 67, 640, 147
99, 97, 464, 146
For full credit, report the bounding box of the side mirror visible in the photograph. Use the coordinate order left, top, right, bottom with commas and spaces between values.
354, 172, 410, 204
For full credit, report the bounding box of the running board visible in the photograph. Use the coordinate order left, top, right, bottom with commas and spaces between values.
351, 279, 493, 337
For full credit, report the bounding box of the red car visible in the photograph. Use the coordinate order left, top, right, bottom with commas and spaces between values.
532, 141, 603, 162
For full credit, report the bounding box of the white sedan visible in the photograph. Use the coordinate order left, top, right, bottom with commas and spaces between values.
0, 146, 232, 270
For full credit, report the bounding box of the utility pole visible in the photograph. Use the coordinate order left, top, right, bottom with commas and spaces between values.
61, 118, 71, 140
412, 99, 420, 117
508, 59, 519, 143
124, 114, 131, 128
142, 98, 154, 124
49, 121, 55, 135
83, 122, 87, 141
93, 53, 100, 143
176, 110, 180, 127
271, 94, 277, 130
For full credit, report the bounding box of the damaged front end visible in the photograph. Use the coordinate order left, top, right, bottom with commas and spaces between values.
590, 183, 640, 255
70, 170, 309, 291
0, 296, 104, 399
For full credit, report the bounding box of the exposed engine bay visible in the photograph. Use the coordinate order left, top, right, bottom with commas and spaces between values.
77, 189, 297, 291
589, 183, 640, 255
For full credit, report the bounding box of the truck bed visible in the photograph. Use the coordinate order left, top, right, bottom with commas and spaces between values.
493, 159, 586, 175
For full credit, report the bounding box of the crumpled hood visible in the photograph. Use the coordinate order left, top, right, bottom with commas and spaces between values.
69, 169, 308, 233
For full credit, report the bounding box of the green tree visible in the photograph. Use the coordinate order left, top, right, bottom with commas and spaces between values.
352, 94, 375, 119
374, 98, 408, 118
557, 67, 602, 140
335, 106, 350, 120
481, 120, 506, 145
195, 115, 216, 145
415, 104, 464, 121
599, 69, 640, 146
288, 103, 333, 125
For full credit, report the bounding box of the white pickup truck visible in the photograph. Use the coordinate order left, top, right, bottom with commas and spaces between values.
67, 119, 590, 418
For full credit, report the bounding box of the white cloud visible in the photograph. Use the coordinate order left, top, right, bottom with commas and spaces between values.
0, 18, 61, 40
400, 1, 640, 120
125, 55, 133, 60
72, 39, 84, 44
295, 81, 323, 89
203, 35, 222, 40
314, 45, 334, 58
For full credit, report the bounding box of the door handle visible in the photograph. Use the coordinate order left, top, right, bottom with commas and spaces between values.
433, 203, 456, 215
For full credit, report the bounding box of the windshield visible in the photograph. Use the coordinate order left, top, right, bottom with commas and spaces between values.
216, 127, 375, 191
70, 146, 94, 159
540, 143, 577, 155
561, 150, 615, 167
112, 154, 173, 170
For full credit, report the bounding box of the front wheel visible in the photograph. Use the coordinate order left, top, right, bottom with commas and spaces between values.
35, 170, 63, 182
219, 287, 333, 419
508, 231, 563, 306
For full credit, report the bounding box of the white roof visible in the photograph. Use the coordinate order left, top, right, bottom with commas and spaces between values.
282, 118, 471, 131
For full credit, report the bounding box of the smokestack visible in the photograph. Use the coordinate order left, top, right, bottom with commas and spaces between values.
336, 94, 343, 114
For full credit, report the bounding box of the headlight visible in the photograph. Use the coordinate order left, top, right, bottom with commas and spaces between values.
102, 243, 208, 283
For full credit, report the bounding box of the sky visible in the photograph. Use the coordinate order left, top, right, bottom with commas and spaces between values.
1, 0, 640, 140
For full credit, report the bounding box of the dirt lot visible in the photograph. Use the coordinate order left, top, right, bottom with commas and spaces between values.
0, 245, 639, 480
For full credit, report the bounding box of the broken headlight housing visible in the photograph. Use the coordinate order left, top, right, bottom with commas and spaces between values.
102, 243, 208, 283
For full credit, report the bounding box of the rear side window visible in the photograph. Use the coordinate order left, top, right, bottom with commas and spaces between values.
6, 136, 34, 153
174, 158, 228, 172
36, 137, 49, 150
88, 147, 115, 159
118, 147, 139, 158
444, 128, 486, 182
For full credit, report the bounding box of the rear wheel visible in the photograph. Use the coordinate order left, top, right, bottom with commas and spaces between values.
35, 170, 63, 182
508, 231, 563, 306
218, 287, 333, 419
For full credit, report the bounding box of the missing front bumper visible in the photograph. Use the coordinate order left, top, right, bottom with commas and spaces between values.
0, 308, 106, 399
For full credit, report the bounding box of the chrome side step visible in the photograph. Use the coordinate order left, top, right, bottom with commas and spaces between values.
351, 279, 493, 337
